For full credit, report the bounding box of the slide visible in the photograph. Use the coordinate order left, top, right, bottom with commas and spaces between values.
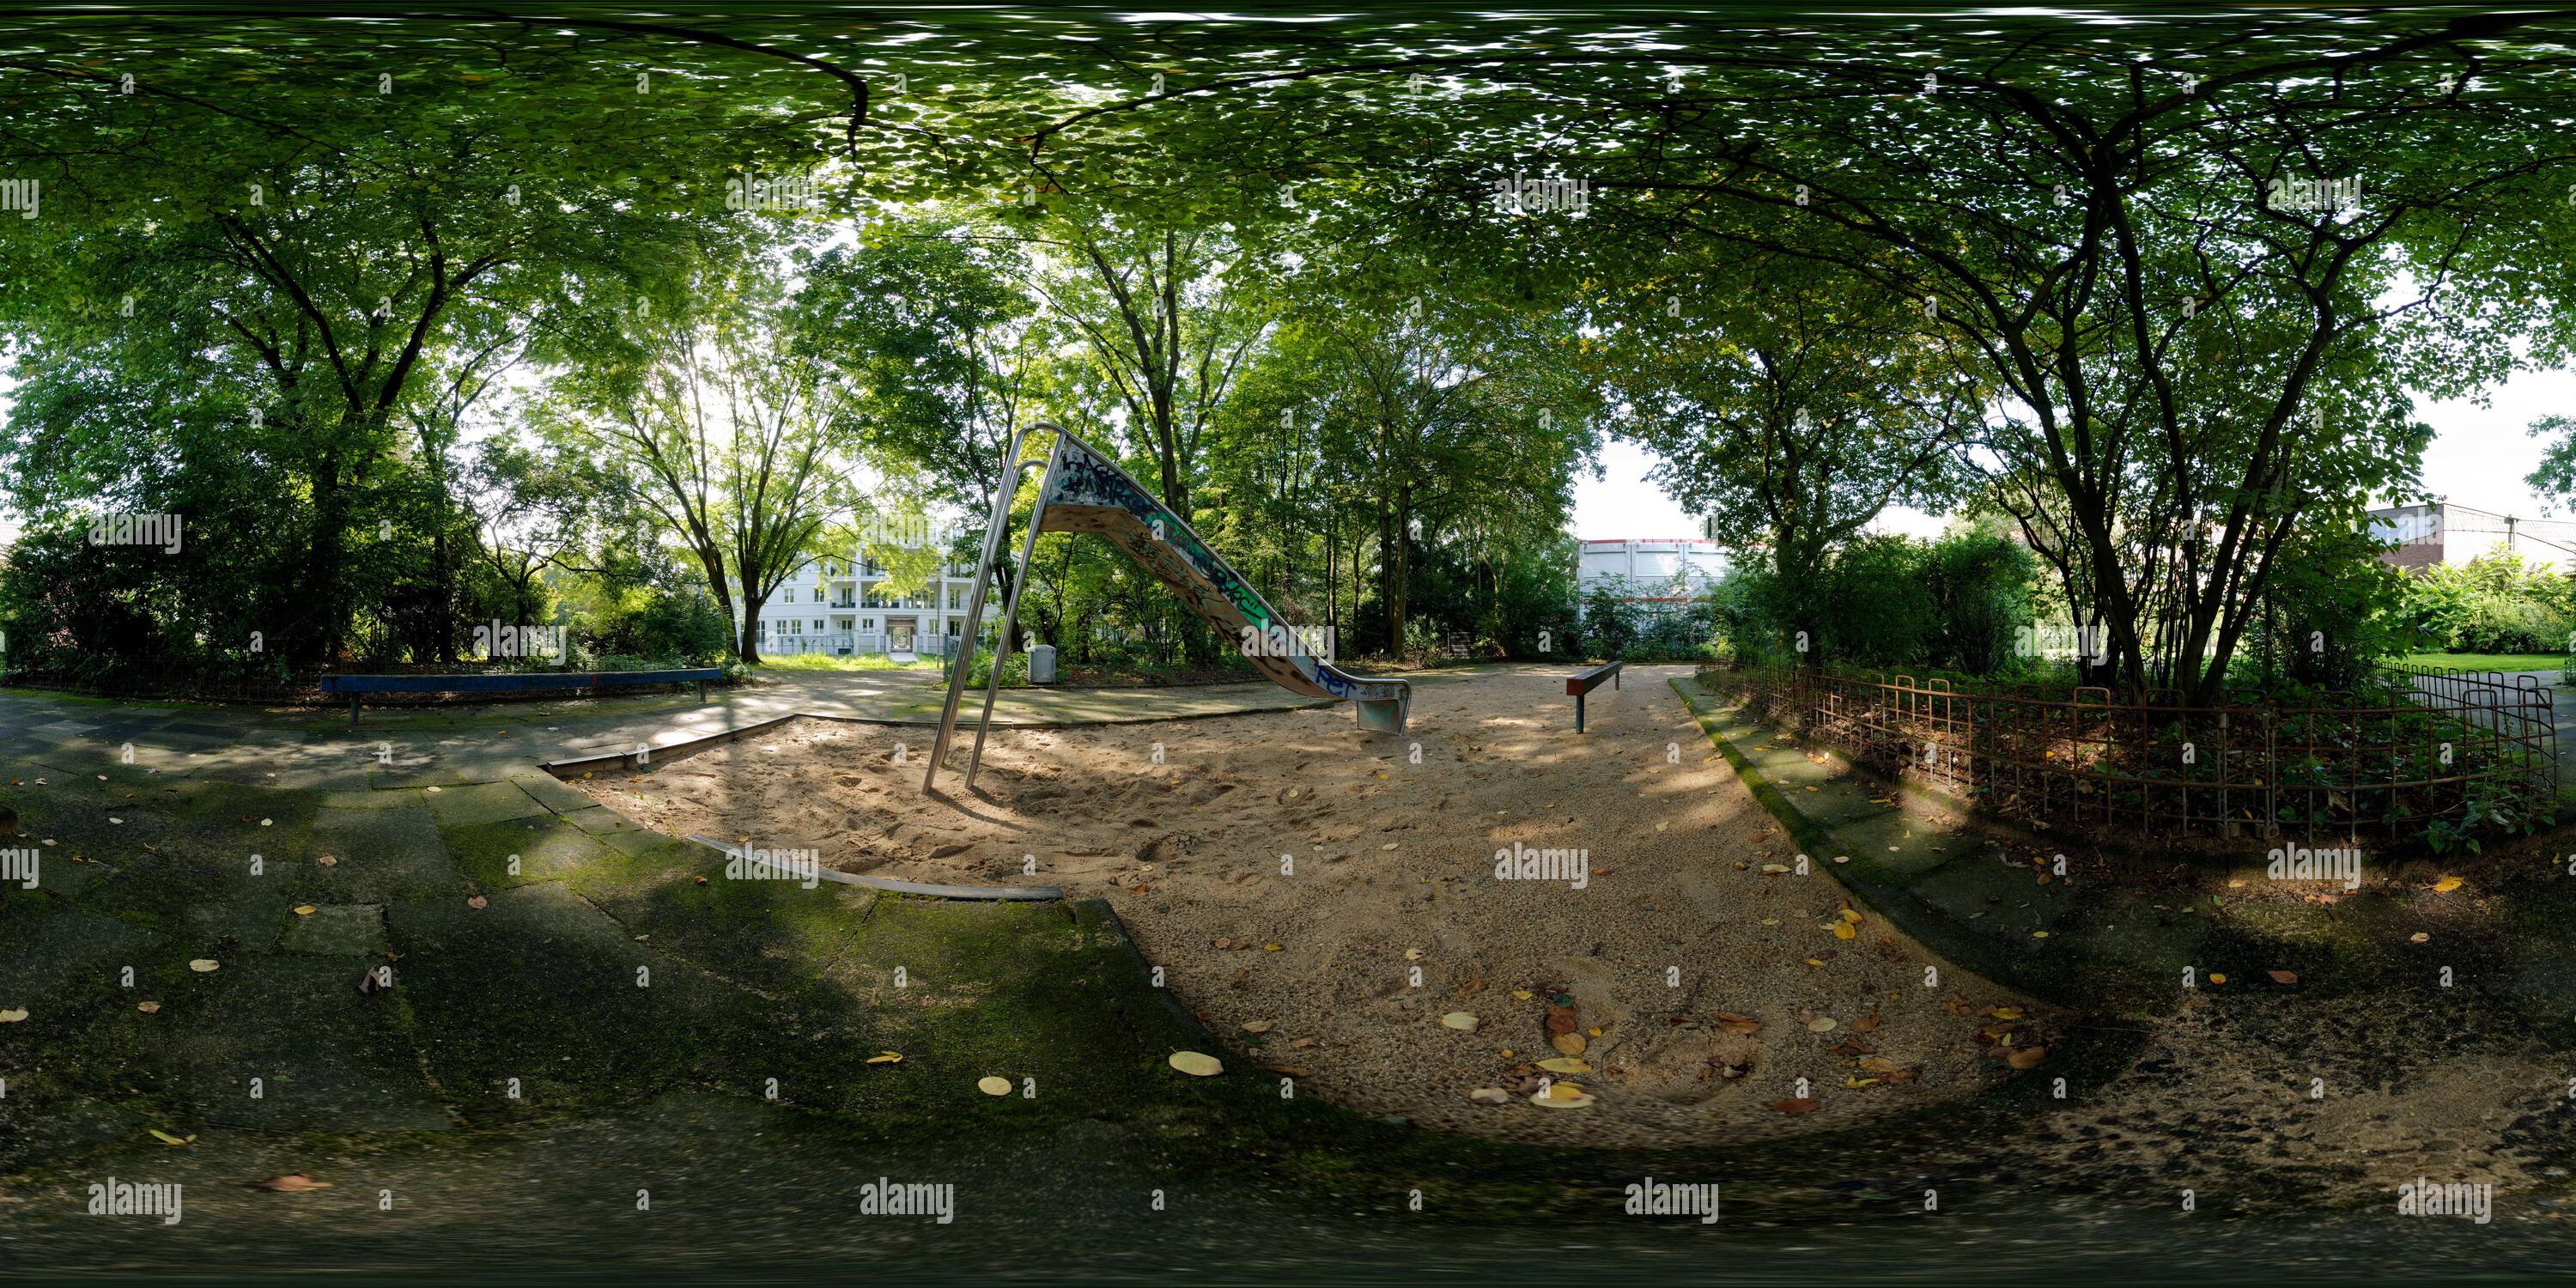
1033, 431, 1412, 732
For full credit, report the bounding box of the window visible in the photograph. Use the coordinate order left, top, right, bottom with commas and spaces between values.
947, 619, 962, 635
784, 620, 803, 635
812, 620, 823, 630
863, 617, 874, 629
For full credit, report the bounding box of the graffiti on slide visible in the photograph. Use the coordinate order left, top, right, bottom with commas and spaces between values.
1042, 434, 1405, 708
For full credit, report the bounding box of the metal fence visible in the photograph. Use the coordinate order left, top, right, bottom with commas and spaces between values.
1699, 663, 2556, 844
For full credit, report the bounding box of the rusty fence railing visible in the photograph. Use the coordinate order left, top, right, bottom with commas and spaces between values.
1699, 662, 2557, 845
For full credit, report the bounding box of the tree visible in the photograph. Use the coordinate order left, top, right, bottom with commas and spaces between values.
534, 270, 859, 665
1610, 252, 1978, 668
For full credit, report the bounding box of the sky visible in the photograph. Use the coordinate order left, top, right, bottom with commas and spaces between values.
1570, 366, 2576, 547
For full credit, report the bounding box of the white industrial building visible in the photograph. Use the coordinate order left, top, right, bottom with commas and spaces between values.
2367, 501, 2576, 574
741, 527, 999, 658
1573, 537, 1729, 621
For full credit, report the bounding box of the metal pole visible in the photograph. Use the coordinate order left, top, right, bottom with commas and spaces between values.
965, 433, 1066, 793
922, 425, 1037, 792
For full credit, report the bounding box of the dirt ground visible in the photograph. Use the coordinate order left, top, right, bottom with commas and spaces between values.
574, 663, 2046, 1147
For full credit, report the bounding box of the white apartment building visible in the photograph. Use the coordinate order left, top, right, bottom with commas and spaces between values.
1573, 537, 1729, 622
743, 528, 999, 658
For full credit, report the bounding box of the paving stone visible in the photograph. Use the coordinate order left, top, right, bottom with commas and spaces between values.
172, 956, 451, 1132
422, 780, 549, 827
311, 805, 468, 902
279, 902, 393, 956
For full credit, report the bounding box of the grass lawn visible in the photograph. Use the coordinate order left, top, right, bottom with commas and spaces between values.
2392, 651, 2565, 673
753, 652, 945, 673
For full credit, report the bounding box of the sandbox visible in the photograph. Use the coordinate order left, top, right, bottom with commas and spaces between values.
574, 663, 2044, 1147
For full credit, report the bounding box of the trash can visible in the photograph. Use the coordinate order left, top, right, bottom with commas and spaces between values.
1027, 643, 1058, 684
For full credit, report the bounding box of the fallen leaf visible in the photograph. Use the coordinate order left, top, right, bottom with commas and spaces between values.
137, 1001, 160, 1013
1170, 1051, 1224, 1077
466, 896, 488, 909
2433, 876, 2464, 893
1550, 1032, 1588, 1056
2208, 972, 2227, 985
1712, 1011, 1763, 1036
2267, 969, 2299, 985
2006, 1047, 2048, 1070
1991, 1007, 2024, 1020
1467, 1086, 1510, 1104
188, 959, 219, 973
1832, 921, 1856, 940
293, 905, 317, 916
1439, 1012, 1479, 1031
1262, 942, 1282, 952
1537, 1056, 1592, 1074
977, 1076, 1012, 1097
1403, 947, 1423, 962
1530, 1081, 1595, 1109
245, 1175, 331, 1193
1242, 1019, 1273, 1035
0, 1007, 26, 1024
1511, 989, 1534, 999
866, 1051, 904, 1065
148, 1128, 194, 1146
317, 855, 337, 867
2409, 932, 2431, 944
1853, 1011, 1882, 1033
1804, 1015, 1837, 1033
1767, 1097, 1821, 1115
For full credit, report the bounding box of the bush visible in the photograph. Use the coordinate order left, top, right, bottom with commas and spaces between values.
2401, 551, 2573, 654
2453, 594, 2568, 654
1926, 532, 2040, 677
1818, 535, 1938, 668
582, 587, 733, 665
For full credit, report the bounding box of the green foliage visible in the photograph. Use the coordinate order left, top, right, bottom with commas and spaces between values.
2235, 524, 2416, 690
2399, 551, 2573, 657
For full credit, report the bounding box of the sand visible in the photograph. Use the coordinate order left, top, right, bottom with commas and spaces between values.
575, 663, 2044, 1147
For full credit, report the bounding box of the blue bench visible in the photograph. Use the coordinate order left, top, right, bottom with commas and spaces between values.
320, 668, 724, 727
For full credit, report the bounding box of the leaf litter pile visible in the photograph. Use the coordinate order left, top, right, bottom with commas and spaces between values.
585, 665, 2046, 1146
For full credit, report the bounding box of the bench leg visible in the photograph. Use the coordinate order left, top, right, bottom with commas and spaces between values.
697, 680, 707, 704
1576, 692, 1586, 734
349, 695, 360, 730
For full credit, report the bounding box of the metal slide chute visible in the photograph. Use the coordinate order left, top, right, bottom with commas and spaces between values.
923, 424, 1410, 793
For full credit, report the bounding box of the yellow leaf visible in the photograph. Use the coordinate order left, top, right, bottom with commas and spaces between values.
977, 1076, 1012, 1097
866, 1051, 904, 1065
2433, 876, 2464, 893
1537, 1056, 1592, 1074
1170, 1051, 1224, 1077
188, 959, 220, 973
1992, 1007, 2023, 1020
0, 1008, 26, 1024
1832, 921, 1856, 940
148, 1128, 192, 1146
293, 905, 317, 916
